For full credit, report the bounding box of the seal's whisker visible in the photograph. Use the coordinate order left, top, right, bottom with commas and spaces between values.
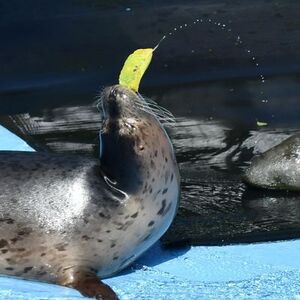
134, 103, 176, 126
134, 94, 176, 125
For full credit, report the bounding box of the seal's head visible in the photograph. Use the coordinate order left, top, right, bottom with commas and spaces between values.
98, 84, 178, 194
100, 84, 143, 121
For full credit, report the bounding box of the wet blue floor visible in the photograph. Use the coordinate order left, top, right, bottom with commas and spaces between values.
0, 126, 300, 300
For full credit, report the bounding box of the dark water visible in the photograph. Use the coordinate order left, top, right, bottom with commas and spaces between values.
1, 0, 300, 247
1, 75, 300, 247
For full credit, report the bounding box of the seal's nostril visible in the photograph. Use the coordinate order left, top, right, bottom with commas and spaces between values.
110, 86, 118, 98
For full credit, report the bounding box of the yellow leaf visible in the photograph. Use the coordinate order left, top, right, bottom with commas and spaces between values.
256, 121, 268, 127
119, 48, 153, 92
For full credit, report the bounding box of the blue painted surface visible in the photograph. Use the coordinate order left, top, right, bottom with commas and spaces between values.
0, 126, 34, 152
0, 125, 300, 300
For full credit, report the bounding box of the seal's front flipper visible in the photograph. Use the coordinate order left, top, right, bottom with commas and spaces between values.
59, 270, 119, 300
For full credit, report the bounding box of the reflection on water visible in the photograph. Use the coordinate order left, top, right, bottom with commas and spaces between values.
164, 119, 300, 246
1, 74, 300, 246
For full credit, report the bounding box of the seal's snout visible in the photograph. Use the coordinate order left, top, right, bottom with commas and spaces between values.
101, 85, 120, 119
101, 85, 138, 120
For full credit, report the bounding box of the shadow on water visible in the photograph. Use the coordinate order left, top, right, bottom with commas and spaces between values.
1, 0, 300, 247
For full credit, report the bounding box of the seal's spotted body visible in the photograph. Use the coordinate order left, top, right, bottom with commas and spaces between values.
0, 85, 180, 299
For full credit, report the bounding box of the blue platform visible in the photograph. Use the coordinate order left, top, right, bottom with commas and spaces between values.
0, 126, 299, 300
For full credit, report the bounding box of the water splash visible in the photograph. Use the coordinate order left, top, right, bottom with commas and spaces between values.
163, 17, 268, 105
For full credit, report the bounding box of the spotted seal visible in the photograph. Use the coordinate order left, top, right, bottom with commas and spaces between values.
0, 85, 180, 299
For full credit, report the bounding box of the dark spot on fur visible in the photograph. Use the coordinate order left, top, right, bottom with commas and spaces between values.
5, 267, 14, 271
116, 220, 134, 231
10, 237, 20, 244
131, 212, 139, 218
41, 253, 46, 257
97, 239, 103, 243
152, 177, 155, 183
142, 233, 152, 242
164, 171, 169, 184
150, 160, 156, 169
113, 256, 119, 260
149, 187, 153, 194
111, 243, 116, 248
142, 183, 148, 194
162, 188, 168, 195
153, 189, 161, 201
171, 173, 174, 182
17, 248, 25, 252
82, 235, 91, 241
1, 249, 8, 254
0, 239, 8, 248
18, 228, 32, 236
55, 243, 68, 251
37, 271, 47, 276
148, 221, 155, 227
163, 203, 172, 216
99, 212, 111, 219
157, 199, 167, 215
0, 218, 14, 224
90, 267, 97, 273
154, 150, 158, 157
23, 266, 33, 273
165, 157, 168, 162
106, 230, 111, 233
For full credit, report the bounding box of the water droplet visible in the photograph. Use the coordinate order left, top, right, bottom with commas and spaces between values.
180, 25, 183, 29
174, 27, 177, 31
125, 7, 131, 12
184, 23, 188, 27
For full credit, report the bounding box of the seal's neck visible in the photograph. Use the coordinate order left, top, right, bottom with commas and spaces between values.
99, 125, 144, 194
